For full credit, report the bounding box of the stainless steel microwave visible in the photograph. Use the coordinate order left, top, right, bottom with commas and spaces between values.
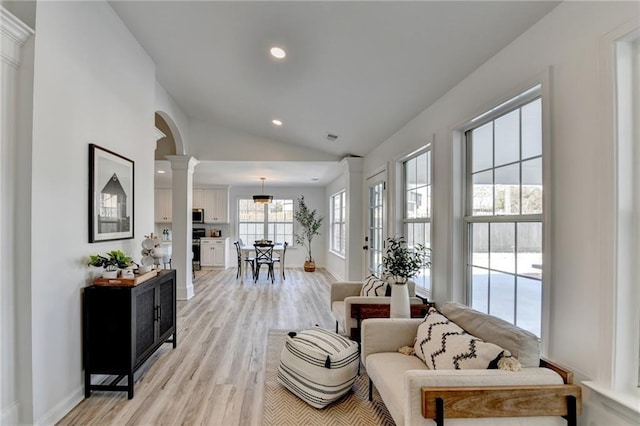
192, 209, 204, 223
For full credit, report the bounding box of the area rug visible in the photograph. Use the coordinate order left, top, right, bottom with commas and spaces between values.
262, 329, 395, 426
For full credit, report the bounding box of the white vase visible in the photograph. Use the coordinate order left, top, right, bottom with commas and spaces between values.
102, 270, 118, 279
390, 282, 410, 318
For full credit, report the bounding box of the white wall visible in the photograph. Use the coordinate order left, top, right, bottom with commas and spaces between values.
363, 2, 639, 424
189, 118, 339, 162
26, 2, 156, 423
228, 186, 326, 269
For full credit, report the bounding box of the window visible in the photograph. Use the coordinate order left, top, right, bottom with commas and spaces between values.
330, 190, 346, 255
238, 198, 294, 244
465, 88, 543, 337
403, 148, 432, 291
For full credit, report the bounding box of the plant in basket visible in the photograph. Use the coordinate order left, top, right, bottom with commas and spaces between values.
294, 195, 324, 272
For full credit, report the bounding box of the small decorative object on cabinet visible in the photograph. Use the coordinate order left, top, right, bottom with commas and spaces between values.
83, 270, 177, 399
294, 195, 323, 272
381, 236, 431, 318
87, 249, 133, 278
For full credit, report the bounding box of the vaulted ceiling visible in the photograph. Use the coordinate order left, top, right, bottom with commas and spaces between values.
110, 1, 559, 186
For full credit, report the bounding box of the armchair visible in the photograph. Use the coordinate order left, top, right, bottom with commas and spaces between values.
330, 278, 425, 340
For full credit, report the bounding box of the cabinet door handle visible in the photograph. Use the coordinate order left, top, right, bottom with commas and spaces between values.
158, 305, 162, 321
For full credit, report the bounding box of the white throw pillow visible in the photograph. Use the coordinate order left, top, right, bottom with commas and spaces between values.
440, 301, 540, 368
414, 308, 520, 371
360, 275, 389, 297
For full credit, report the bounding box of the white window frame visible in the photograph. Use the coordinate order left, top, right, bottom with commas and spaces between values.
237, 198, 294, 245
462, 85, 544, 338
402, 147, 432, 293
330, 190, 346, 257
583, 25, 640, 414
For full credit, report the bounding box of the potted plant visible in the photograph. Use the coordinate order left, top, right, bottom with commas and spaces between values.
381, 236, 431, 318
88, 250, 133, 278
294, 195, 324, 272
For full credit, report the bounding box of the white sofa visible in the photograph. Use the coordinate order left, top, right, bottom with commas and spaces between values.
330, 279, 424, 339
361, 302, 581, 426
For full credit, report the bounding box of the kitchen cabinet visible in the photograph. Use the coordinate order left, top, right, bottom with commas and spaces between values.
83, 270, 176, 399
154, 188, 172, 223
200, 237, 230, 268
204, 188, 229, 223
192, 189, 204, 209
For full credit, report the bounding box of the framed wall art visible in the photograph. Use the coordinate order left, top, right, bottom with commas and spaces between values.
88, 143, 134, 242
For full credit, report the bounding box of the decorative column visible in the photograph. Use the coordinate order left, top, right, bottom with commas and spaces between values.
166, 155, 199, 300
343, 157, 364, 280
1, 6, 34, 425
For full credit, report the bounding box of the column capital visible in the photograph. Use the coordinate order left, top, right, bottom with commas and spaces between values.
1, 7, 34, 69
166, 155, 199, 172
340, 156, 363, 173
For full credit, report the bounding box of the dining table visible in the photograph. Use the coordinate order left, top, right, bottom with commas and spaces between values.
240, 244, 286, 279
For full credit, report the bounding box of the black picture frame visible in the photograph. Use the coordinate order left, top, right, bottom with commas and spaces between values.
88, 144, 134, 243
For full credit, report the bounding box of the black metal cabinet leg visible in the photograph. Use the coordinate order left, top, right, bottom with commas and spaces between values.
127, 373, 134, 399
173, 331, 177, 348
84, 372, 91, 398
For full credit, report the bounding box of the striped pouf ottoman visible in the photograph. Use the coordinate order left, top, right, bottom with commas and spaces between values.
277, 325, 360, 408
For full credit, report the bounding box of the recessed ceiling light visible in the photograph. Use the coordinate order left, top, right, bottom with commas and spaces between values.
270, 46, 286, 59
272, 119, 283, 126
157, 170, 166, 174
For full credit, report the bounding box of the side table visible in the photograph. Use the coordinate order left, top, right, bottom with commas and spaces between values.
350, 303, 432, 342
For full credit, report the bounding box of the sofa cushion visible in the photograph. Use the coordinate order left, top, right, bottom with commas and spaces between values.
414, 308, 515, 370
360, 275, 390, 297
440, 301, 540, 368
366, 352, 428, 426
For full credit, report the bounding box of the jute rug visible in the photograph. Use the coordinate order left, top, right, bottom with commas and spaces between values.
262, 329, 395, 426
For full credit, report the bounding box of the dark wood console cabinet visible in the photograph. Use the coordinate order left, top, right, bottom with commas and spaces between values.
83, 270, 177, 399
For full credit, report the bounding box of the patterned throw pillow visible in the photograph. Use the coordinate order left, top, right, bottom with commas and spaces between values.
360, 275, 389, 297
414, 308, 520, 371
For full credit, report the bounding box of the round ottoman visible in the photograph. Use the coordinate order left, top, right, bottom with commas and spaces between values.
277, 325, 360, 408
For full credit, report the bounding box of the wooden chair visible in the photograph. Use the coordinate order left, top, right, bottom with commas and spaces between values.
272, 241, 288, 280
254, 243, 275, 283
233, 241, 254, 279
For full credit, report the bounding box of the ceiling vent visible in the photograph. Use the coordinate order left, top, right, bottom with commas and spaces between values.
326, 133, 338, 141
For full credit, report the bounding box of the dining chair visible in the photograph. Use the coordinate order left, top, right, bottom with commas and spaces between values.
253, 243, 275, 283
234, 241, 254, 279
272, 241, 288, 280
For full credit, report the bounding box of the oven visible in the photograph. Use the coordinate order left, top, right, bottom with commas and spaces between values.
192, 228, 206, 270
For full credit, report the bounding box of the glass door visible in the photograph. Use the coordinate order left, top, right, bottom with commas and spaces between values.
366, 172, 386, 276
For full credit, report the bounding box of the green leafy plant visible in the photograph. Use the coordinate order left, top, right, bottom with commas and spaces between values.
88, 250, 133, 271
294, 195, 324, 262
381, 236, 431, 283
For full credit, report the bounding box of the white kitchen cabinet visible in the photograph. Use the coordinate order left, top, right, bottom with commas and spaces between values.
193, 189, 204, 209
154, 188, 172, 223
204, 188, 229, 223
200, 237, 230, 268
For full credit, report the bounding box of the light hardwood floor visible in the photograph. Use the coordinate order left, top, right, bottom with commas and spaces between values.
58, 267, 338, 426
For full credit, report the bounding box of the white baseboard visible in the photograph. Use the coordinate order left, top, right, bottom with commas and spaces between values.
34, 385, 83, 426
177, 283, 194, 301
1, 401, 19, 425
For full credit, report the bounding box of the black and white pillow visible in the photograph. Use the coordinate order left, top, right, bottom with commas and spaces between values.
414, 308, 518, 370
360, 275, 389, 297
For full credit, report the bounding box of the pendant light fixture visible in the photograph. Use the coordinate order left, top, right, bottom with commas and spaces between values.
253, 177, 273, 204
